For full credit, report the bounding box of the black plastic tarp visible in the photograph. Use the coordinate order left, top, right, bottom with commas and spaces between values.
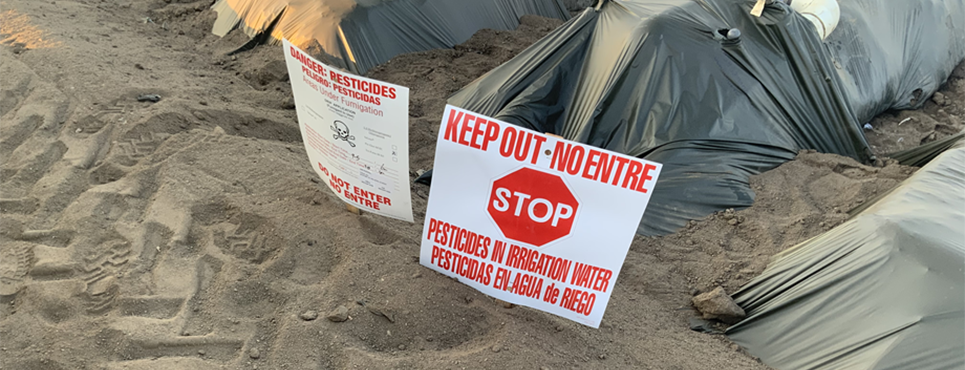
726, 136, 965, 370
210, 0, 570, 74
831, 0, 965, 123
440, 0, 965, 236
889, 129, 965, 167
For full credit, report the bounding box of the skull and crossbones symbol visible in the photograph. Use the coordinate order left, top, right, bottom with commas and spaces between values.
331, 120, 355, 147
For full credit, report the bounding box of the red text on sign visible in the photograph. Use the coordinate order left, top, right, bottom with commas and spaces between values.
498, 126, 546, 164
353, 186, 392, 206
492, 267, 512, 291
443, 110, 501, 152
430, 245, 493, 286
542, 283, 560, 304
487, 167, 580, 247
491, 188, 574, 227
328, 69, 397, 99
290, 46, 327, 76
327, 173, 393, 211
426, 218, 490, 260
570, 262, 613, 293
504, 244, 572, 283
510, 272, 543, 299
302, 67, 331, 88
560, 287, 596, 316
441, 108, 546, 165
550, 141, 657, 194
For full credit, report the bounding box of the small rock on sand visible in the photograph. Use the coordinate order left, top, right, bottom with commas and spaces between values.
692, 286, 746, 324
136, 94, 161, 103
281, 97, 295, 109
932, 92, 946, 106
249, 348, 260, 359
300, 310, 318, 321
367, 305, 396, 323
327, 305, 349, 322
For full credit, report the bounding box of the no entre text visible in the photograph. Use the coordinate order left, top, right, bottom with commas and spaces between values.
442, 108, 657, 194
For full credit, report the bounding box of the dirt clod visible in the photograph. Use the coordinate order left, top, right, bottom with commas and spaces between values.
692, 287, 746, 324
300, 310, 318, 321
327, 305, 349, 322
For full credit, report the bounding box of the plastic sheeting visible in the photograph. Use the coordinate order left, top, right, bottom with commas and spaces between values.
442, 0, 965, 236
726, 136, 965, 370
210, 0, 570, 74
889, 129, 965, 167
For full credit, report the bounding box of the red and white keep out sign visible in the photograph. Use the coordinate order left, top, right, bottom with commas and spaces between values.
420, 105, 662, 327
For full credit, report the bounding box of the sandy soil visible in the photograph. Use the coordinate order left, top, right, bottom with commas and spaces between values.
1, 1, 962, 369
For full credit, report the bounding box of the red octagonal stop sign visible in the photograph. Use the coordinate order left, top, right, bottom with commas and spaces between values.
487, 167, 580, 247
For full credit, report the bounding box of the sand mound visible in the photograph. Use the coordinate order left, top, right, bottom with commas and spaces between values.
1, 1, 962, 369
